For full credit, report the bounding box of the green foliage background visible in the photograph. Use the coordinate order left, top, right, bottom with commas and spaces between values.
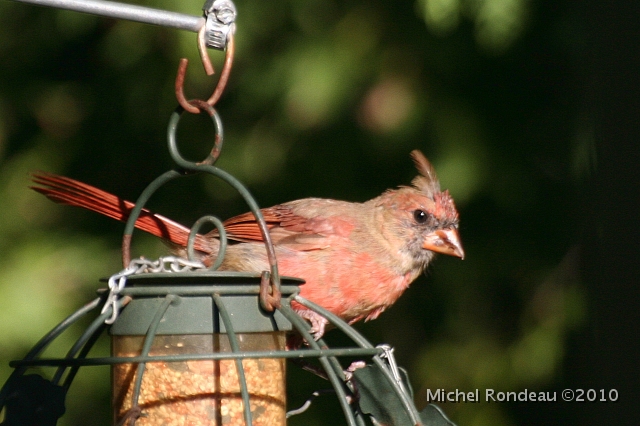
0, 0, 636, 425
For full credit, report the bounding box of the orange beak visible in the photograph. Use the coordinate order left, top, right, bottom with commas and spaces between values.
422, 228, 465, 259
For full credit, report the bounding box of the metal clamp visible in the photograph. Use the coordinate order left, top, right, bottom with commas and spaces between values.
377, 344, 403, 386
202, 0, 237, 50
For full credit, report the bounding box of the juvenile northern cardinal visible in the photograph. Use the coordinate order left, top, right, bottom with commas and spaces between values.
31, 150, 463, 338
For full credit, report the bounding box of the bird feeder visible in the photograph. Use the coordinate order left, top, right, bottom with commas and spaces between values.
0, 266, 455, 426
109, 272, 298, 425
1, 1, 458, 425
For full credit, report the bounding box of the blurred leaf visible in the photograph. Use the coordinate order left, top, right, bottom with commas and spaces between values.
420, 404, 457, 426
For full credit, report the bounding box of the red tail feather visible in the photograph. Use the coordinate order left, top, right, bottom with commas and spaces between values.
30, 172, 212, 253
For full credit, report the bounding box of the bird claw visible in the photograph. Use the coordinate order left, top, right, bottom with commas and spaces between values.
297, 310, 329, 340
343, 360, 366, 381
347, 360, 367, 371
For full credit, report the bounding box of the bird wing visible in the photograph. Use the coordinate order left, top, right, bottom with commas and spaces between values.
222, 200, 355, 251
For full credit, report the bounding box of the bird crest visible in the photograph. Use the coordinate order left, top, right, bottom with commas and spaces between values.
410, 150, 458, 223
410, 150, 441, 199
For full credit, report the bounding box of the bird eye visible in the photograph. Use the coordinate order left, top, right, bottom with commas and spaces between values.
413, 209, 428, 224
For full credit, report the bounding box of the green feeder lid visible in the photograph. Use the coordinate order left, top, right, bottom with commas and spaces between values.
109, 271, 304, 335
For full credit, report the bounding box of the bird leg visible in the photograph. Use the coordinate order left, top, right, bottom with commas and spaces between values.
296, 309, 330, 340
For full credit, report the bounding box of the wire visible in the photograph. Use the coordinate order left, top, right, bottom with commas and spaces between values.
12, 0, 205, 33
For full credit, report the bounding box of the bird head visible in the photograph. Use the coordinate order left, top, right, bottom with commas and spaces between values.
374, 150, 464, 270
408, 149, 464, 259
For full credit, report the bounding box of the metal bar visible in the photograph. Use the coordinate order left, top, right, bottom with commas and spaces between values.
213, 293, 254, 426
294, 296, 375, 349
21, 297, 103, 362
166, 108, 283, 304
293, 297, 422, 423
120, 285, 300, 297
58, 296, 130, 389
319, 343, 348, 386
130, 295, 178, 412
52, 300, 115, 385
121, 286, 293, 296
187, 215, 227, 269
12, 0, 205, 32
279, 305, 359, 426
121, 170, 182, 267
9, 347, 382, 368
371, 356, 422, 424
355, 410, 368, 426
61, 321, 106, 390
0, 297, 102, 405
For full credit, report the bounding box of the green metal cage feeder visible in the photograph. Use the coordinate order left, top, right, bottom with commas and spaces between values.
0, 270, 455, 426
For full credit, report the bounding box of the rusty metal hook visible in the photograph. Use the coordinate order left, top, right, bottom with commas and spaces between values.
175, 27, 235, 114
197, 23, 216, 77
